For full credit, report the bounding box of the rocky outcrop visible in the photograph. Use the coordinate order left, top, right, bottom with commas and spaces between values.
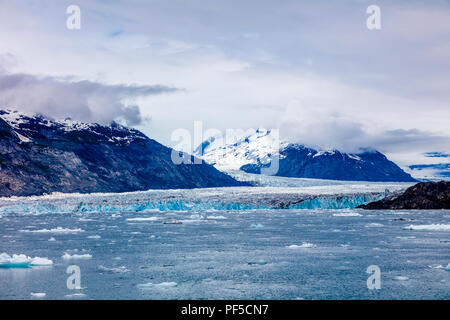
358, 181, 450, 209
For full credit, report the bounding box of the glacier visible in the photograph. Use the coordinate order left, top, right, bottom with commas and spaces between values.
0, 180, 413, 214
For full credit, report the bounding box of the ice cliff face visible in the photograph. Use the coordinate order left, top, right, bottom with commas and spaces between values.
0, 182, 412, 214
195, 129, 416, 182
0, 109, 243, 197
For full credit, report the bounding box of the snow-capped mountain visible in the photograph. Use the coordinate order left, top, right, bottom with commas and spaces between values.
194, 128, 286, 171
0, 109, 244, 197
195, 129, 416, 182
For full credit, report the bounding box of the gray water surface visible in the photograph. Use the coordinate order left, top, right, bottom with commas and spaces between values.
1, 209, 449, 299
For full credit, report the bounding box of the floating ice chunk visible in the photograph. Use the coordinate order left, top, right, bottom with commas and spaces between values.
126, 217, 159, 222
250, 224, 264, 229
365, 223, 384, 228
20, 227, 84, 234
394, 276, 409, 281
62, 253, 92, 260
137, 282, 177, 289
333, 212, 362, 217
87, 235, 101, 239
0, 253, 31, 268
30, 257, 53, 266
396, 236, 416, 240
30, 292, 46, 298
65, 293, 87, 299
0, 253, 53, 268
48, 237, 56, 242
98, 265, 130, 273
404, 224, 450, 231
287, 242, 316, 249
206, 215, 227, 220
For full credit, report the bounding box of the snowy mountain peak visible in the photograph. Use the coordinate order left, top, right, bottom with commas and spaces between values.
194, 128, 288, 171
0, 109, 147, 145
195, 128, 416, 182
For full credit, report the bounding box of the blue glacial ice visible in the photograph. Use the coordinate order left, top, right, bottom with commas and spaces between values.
0, 253, 53, 268
0, 181, 413, 214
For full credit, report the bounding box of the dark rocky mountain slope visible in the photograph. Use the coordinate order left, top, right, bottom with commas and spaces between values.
0, 110, 244, 197
358, 181, 450, 209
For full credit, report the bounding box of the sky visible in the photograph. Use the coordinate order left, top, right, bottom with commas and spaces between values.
0, 0, 449, 166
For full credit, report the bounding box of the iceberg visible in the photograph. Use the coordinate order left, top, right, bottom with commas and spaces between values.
404, 224, 450, 231
65, 293, 87, 299
137, 282, 177, 289
126, 217, 159, 222
62, 253, 92, 260
98, 265, 130, 273
0, 253, 53, 268
333, 212, 362, 217
30, 292, 46, 298
287, 243, 316, 249
20, 227, 84, 234
394, 276, 409, 281
30, 257, 53, 266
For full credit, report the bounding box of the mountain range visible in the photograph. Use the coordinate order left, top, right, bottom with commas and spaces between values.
195, 129, 416, 182
0, 109, 243, 197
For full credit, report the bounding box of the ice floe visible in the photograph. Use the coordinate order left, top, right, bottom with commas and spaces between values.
98, 265, 130, 273
0, 253, 53, 268
20, 227, 84, 234
333, 212, 362, 217
206, 215, 227, 220
365, 223, 384, 228
30, 292, 46, 298
404, 224, 450, 231
287, 242, 316, 249
65, 293, 87, 299
62, 252, 92, 260
137, 282, 177, 289
126, 217, 159, 222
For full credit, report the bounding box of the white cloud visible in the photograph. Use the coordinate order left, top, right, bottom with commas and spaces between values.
0, 0, 448, 166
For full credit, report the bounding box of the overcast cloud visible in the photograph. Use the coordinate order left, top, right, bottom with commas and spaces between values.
0, 0, 449, 165
0, 63, 177, 126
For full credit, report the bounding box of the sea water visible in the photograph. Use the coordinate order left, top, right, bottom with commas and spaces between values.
0, 208, 449, 299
